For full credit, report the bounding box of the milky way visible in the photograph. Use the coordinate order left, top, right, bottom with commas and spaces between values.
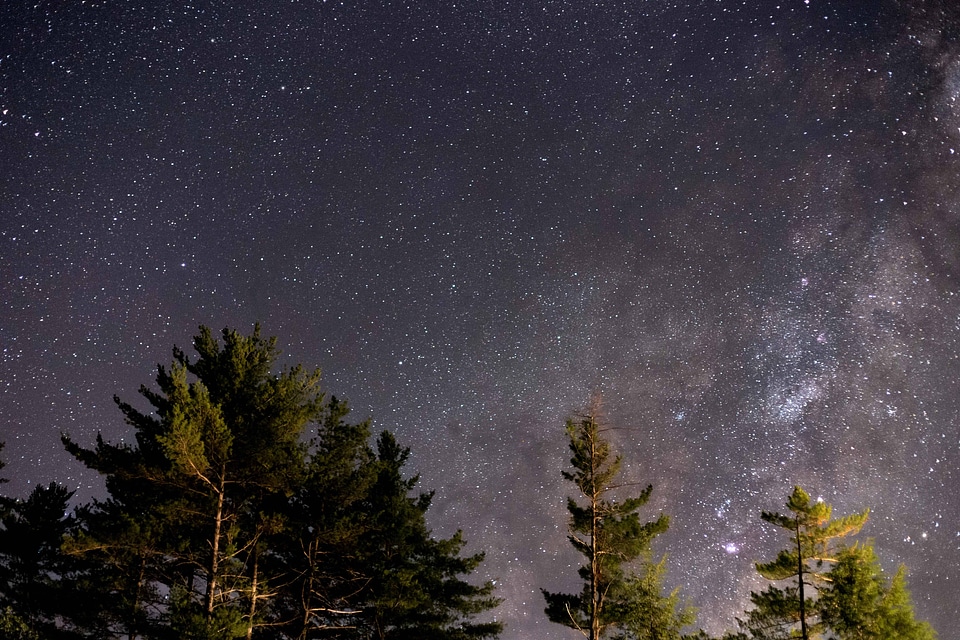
2, 2, 959, 637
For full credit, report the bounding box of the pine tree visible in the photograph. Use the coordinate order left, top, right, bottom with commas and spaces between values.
542, 406, 692, 640
64, 325, 325, 639
740, 487, 868, 640
876, 565, 936, 640
271, 396, 380, 638
270, 401, 502, 640
818, 542, 936, 640
0, 445, 38, 640
0, 607, 40, 640
63, 494, 168, 639
740, 489, 938, 640
0, 482, 89, 639
355, 431, 502, 640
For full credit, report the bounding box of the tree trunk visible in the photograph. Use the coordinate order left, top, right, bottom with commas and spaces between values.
796, 518, 807, 640
300, 538, 316, 640
207, 473, 227, 617
128, 552, 147, 640
590, 420, 600, 640
246, 546, 259, 640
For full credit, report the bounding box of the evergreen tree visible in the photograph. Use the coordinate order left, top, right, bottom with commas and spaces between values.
355, 431, 502, 640
0, 482, 88, 639
64, 325, 325, 639
740, 487, 868, 640
542, 406, 692, 640
64, 495, 169, 639
62, 325, 502, 640
875, 565, 936, 640
611, 555, 695, 640
271, 402, 502, 640
0, 446, 37, 640
0, 607, 40, 640
818, 542, 936, 640
271, 396, 380, 638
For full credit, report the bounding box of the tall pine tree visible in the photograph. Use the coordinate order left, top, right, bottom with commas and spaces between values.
64, 325, 325, 639
740, 486, 868, 640
542, 405, 692, 640
270, 396, 379, 638
356, 431, 502, 640
739, 488, 937, 640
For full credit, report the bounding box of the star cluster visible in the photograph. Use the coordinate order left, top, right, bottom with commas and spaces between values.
2, 1, 960, 637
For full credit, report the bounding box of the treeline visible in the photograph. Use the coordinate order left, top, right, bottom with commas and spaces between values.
0, 326, 938, 640
546, 409, 937, 640
0, 327, 500, 640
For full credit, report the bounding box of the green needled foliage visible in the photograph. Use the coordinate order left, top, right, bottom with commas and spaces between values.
0, 606, 40, 640
543, 406, 692, 640
357, 431, 503, 640
60, 325, 324, 638
740, 487, 872, 640
273, 408, 503, 640
0, 483, 88, 639
721, 488, 938, 640
271, 396, 379, 639
818, 543, 936, 640
57, 325, 502, 640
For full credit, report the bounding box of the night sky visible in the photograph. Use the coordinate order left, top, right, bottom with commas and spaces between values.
2, 1, 959, 637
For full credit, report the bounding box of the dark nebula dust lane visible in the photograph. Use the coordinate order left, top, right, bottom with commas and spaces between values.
2, 1, 960, 637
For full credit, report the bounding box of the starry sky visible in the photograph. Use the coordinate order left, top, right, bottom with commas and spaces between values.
2, 0, 960, 637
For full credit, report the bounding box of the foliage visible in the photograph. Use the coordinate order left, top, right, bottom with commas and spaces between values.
0, 330, 941, 640
272, 408, 502, 640
739, 487, 935, 640
818, 543, 936, 640
57, 325, 501, 640
65, 325, 323, 638
356, 431, 502, 640
0, 606, 40, 640
542, 405, 692, 640
0, 482, 90, 639
740, 486, 868, 640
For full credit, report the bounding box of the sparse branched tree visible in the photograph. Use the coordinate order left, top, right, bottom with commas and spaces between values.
736, 488, 938, 640
740, 486, 868, 640
542, 403, 692, 640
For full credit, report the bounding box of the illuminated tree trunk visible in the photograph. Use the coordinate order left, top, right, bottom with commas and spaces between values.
206, 475, 226, 617
590, 425, 600, 640
796, 518, 807, 640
